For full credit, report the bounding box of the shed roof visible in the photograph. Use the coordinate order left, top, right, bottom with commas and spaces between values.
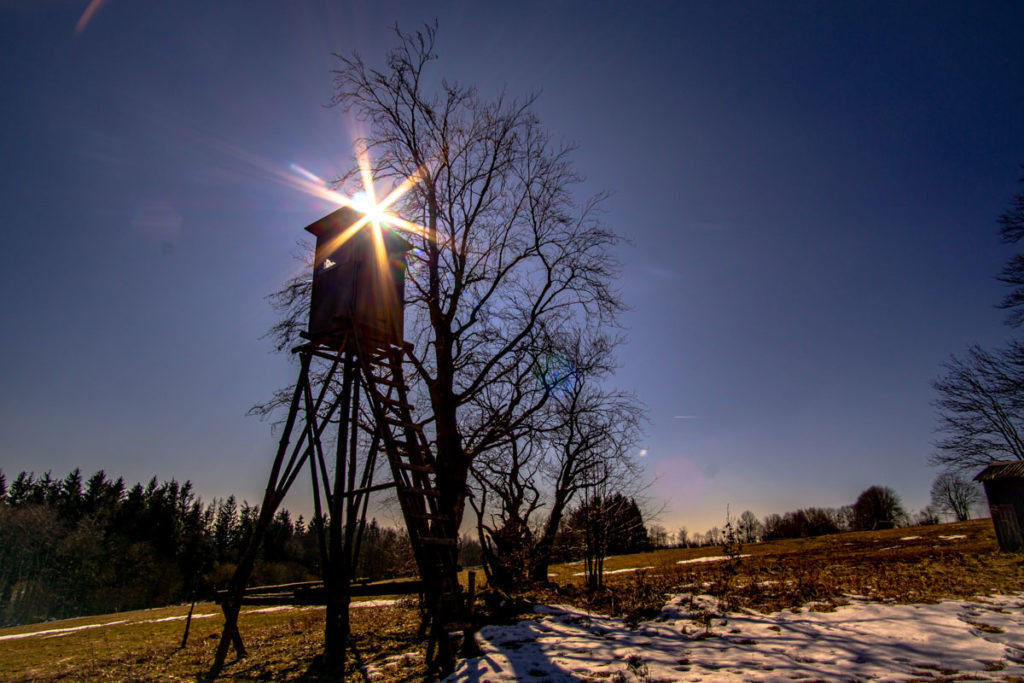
303, 206, 413, 253
974, 460, 1024, 482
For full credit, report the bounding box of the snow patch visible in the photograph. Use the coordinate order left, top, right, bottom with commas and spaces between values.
0, 600, 398, 642
677, 554, 750, 565
145, 613, 217, 624
572, 566, 654, 577
352, 599, 401, 609
0, 620, 128, 642
247, 606, 294, 615
446, 594, 1024, 682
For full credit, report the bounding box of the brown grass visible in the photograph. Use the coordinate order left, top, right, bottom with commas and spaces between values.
1, 519, 1021, 682
0, 600, 428, 683
538, 519, 1024, 624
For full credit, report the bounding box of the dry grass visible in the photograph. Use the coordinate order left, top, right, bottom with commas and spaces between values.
0, 599, 429, 682
538, 519, 1024, 624
1, 519, 1021, 681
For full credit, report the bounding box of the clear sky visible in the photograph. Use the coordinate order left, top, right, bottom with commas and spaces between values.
1, 1, 1022, 534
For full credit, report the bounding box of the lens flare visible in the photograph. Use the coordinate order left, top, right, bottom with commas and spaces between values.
534, 352, 578, 394
75, 0, 109, 36
289, 153, 431, 263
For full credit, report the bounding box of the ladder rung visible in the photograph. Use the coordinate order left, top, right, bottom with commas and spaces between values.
396, 462, 434, 473
391, 440, 427, 454
371, 376, 408, 390
339, 482, 397, 498
378, 394, 412, 408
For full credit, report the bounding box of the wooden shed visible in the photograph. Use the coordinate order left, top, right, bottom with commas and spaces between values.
974, 460, 1024, 552
303, 206, 412, 347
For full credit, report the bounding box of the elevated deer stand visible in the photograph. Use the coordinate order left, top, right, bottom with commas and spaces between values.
212, 207, 469, 678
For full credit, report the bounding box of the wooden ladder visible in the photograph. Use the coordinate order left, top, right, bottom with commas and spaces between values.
354, 340, 469, 672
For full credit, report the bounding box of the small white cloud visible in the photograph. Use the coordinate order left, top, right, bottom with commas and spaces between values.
638, 448, 648, 457
673, 415, 698, 420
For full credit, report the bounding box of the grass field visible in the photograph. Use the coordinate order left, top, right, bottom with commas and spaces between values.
1, 519, 1020, 682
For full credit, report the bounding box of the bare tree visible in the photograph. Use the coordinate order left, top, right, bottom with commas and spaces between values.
930, 470, 983, 522
852, 485, 905, 531
931, 343, 1024, 473
323, 24, 627, 532
647, 524, 668, 548
566, 483, 648, 590
997, 171, 1024, 326
912, 506, 941, 526
737, 509, 762, 543
469, 434, 543, 588
529, 337, 644, 582
467, 330, 645, 588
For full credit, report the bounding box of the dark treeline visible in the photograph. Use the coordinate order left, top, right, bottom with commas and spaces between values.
0, 468, 420, 627
761, 507, 854, 541
682, 485, 934, 547
560, 494, 650, 557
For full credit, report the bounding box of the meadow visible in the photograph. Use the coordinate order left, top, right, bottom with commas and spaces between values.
1, 519, 1020, 682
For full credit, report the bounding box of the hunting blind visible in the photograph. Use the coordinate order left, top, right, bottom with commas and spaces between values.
304, 206, 411, 346
212, 206, 471, 679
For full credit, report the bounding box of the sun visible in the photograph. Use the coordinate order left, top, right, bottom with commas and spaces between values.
288, 152, 429, 273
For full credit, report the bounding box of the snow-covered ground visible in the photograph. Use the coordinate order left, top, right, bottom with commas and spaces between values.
443, 593, 1024, 682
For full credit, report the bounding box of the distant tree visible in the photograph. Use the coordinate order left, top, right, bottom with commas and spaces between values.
262, 509, 294, 563
356, 519, 415, 581
213, 496, 239, 562
802, 508, 842, 536
912, 507, 941, 526
760, 507, 842, 540
836, 505, 855, 531
57, 468, 84, 523
761, 513, 783, 541
930, 470, 983, 522
676, 526, 688, 548
647, 523, 668, 548
737, 510, 761, 543
458, 534, 482, 568
566, 491, 648, 589
931, 343, 1024, 473
852, 486, 905, 531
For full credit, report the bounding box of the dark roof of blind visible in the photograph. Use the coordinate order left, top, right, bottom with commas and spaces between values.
974, 460, 1024, 482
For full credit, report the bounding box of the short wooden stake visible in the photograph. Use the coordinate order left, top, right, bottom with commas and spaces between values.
180, 597, 197, 648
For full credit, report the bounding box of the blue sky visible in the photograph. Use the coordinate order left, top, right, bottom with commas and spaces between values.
1, 1, 1022, 533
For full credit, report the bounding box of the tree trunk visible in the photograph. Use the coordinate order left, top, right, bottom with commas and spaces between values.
531, 490, 568, 583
